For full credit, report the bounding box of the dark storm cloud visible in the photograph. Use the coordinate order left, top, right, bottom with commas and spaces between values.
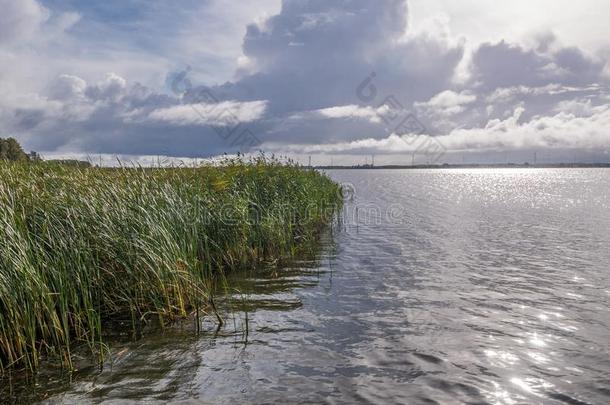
11, 74, 238, 157
6, 0, 466, 156
471, 40, 605, 90
199, 0, 464, 145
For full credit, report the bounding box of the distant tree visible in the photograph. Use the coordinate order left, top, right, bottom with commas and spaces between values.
0, 140, 6, 160
46, 159, 92, 168
0, 137, 30, 161
29, 151, 42, 162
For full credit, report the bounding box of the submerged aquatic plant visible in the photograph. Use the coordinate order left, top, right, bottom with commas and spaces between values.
0, 157, 342, 375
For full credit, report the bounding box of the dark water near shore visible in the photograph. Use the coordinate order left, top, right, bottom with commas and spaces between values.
11, 169, 610, 404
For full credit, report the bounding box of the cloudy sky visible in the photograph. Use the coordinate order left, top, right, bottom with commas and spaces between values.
1, 0, 609, 165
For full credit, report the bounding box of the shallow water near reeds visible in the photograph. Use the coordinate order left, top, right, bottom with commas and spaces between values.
8, 168, 610, 404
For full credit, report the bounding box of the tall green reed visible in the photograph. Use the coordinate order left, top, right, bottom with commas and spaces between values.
0, 157, 342, 375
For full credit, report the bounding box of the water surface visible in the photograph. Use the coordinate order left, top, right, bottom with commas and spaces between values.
20, 169, 610, 404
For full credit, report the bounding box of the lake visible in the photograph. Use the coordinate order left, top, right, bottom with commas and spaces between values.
22, 169, 610, 404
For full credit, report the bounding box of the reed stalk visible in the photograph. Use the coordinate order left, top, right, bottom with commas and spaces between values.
0, 156, 342, 375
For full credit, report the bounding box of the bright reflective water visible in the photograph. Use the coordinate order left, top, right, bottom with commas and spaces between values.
16, 169, 610, 404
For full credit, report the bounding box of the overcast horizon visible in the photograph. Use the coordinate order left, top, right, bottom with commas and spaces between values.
2, 0, 610, 165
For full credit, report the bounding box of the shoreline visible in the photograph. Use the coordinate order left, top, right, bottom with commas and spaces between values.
317, 163, 610, 170
0, 159, 342, 375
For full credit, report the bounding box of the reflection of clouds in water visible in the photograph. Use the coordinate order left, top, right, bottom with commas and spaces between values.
486, 376, 556, 405
403, 307, 446, 347
528, 333, 547, 348
478, 299, 596, 404
488, 381, 516, 405
527, 351, 550, 364
484, 349, 520, 367
511, 377, 555, 397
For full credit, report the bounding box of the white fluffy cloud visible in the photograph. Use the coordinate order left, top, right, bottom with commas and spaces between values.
148, 100, 268, 126
0, 0, 49, 45
416, 90, 477, 115
438, 106, 610, 151
297, 105, 398, 124
48, 74, 87, 101
265, 105, 610, 155
410, 0, 610, 54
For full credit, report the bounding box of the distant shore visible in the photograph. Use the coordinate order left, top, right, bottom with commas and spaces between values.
317, 163, 610, 170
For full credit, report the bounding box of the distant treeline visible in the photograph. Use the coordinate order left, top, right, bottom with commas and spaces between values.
0, 137, 93, 166
0, 137, 32, 161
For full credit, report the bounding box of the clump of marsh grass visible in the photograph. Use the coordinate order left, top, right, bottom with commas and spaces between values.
0, 156, 341, 375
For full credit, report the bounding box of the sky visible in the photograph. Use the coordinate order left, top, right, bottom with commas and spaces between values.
1, 0, 609, 165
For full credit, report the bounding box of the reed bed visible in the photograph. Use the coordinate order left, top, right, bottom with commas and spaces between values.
0, 158, 341, 375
